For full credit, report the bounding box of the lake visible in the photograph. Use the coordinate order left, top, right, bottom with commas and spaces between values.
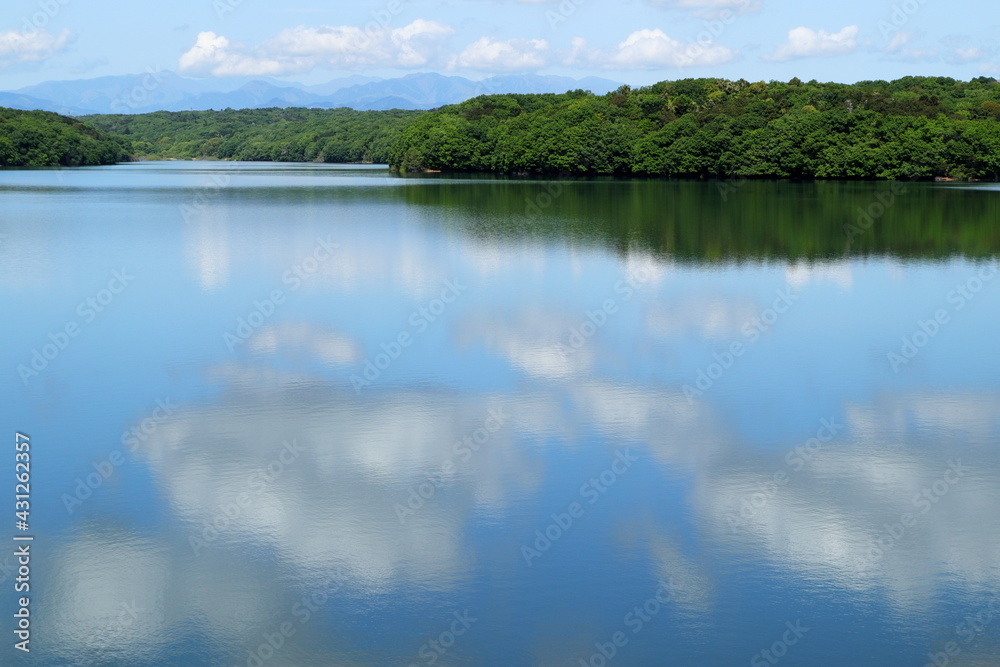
3, 162, 999, 666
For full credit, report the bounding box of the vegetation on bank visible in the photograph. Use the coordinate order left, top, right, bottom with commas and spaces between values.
399, 179, 1000, 259
82, 107, 423, 163
0, 107, 132, 167
388, 76, 1000, 180
11, 76, 1000, 179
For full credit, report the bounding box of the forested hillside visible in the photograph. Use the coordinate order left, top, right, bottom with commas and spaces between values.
388, 76, 1000, 180
0, 107, 131, 167
83, 107, 423, 163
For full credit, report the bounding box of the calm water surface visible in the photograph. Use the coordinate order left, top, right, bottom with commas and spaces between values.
2, 162, 999, 666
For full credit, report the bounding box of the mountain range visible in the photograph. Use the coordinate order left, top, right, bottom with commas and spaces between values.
1, 71, 623, 116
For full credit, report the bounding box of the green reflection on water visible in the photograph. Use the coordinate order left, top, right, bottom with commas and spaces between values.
398, 177, 1000, 260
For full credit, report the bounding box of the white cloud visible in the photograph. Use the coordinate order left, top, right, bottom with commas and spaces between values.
885, 31, 912, 53
564, 36, 589, 65
273, 20, 454, 68
584, 28, 734, 69
883, 39, 990, 65
0, 28, 71, 65
179, 21, 455, 76
784, 259, 854, 290
179, 31, 283, 77
645, 298, 760, 341
653, 0, 760, 17
947, 47, 985, 64
892, 47, 940, 62
450, 37, 550, 72
763, 25, 859, 62
247, 322, 362, 366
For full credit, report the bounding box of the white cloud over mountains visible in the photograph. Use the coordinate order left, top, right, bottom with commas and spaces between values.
179, 21, 455, 76
571, 29, 735, 69
763, 25, 859, 62
652, 0, 760, 18
0, 28, 71, 66
884, 31, 913, 53
179, 22, 737, 76
176, 18, 883, 78
450, 37, 551, 72
611, 28, 734, 68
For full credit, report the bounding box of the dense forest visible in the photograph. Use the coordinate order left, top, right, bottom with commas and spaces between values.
9, 76, 1000, 178
397, 178, 1000, 259
388, 76, 1000, 180
82, 107, 422, 163
0, 107, 132, 167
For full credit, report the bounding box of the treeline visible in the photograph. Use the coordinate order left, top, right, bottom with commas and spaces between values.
388, 76, 1000, 180
0, 107, 132, 167
12, 76, 1000, 177
82, 107, 423, 163
396, 178, 1000, 259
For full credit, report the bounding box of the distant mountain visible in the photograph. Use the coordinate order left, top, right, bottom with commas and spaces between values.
178, 81, 327, 112
3, 71, 624, 115
478, 75, 624, 96
313, 73, 624, 111
314, 73, 482, 111
12, 71, 320, 114
0, 92, 95, 116
15, 71, 219, 114
301, 75, 381, 96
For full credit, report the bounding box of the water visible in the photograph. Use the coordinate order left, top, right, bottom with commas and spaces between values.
2, 162, 999, 666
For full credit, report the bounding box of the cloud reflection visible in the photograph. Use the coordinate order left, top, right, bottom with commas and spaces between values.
692, 391, 1000, 612
45, 367, 1000, 661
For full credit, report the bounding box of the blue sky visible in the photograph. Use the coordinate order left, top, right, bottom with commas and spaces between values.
1, 0, 998, 88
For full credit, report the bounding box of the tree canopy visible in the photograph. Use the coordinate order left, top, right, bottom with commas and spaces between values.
13, 76, 1000, 180
388, 76, 1000, 180
0, 107, 132, 167
83, 107, 423, 163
